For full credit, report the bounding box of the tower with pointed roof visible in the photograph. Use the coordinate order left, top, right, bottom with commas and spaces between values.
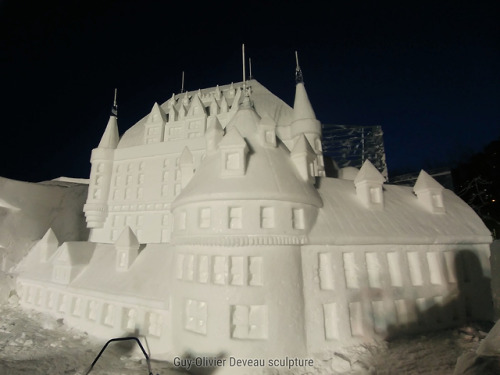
83, 96, 120, 229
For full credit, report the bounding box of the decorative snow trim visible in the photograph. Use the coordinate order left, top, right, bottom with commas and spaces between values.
172, 234, 308, 246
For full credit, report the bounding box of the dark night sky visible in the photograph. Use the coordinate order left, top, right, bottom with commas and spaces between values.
0, 0, 498, 182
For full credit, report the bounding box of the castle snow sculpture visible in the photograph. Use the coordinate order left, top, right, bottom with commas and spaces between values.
16, 63, 492, 362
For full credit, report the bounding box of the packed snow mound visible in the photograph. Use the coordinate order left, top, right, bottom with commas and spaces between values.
0, 176, 89, 272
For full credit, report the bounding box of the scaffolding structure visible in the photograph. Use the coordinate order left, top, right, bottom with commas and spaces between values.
322, 124, 388, 179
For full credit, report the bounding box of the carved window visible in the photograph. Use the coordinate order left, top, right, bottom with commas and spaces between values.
146, 311, 163, 337
231, 305, 267, 340
248, 257, 263, 286
213, 256, 228, 285
292, 208, 305, 229
185, 299, 207, 334
260, 207, 274, 229
229, 207, 242, 229
177, 211, 186, 230
432, 193, 444, 208
370, 186, 382, 203
199, 208, 211, 228
103, 304, 115, 327
230, 256, 244, 286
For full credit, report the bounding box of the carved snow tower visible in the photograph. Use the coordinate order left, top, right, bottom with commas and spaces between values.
17, 56, 492, 363
170, 85, 323, 357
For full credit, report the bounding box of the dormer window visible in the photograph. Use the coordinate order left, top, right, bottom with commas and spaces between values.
219, 129, 248, 178
413, 170, 446, 214
354, 160, 385, 210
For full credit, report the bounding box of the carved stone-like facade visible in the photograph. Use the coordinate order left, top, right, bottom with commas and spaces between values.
17, 76, 492, 361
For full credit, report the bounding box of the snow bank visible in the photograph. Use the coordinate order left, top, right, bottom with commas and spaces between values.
0, 176, 89, 273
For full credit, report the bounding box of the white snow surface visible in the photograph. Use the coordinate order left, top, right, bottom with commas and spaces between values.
0, 300, 496, 375
0, 177, 89, 273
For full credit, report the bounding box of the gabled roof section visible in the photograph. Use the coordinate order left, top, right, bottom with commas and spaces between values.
179, 146, 194, 165
147, 102, 167, 123
414, 170, 444, 193
98, 115, 119, 149
206, 115, 224, 134
115, 226, 139, 249
259, 113, 277, 128
187, 94, 206, 116
354, 159, 385, 184
53, 242, 95, 266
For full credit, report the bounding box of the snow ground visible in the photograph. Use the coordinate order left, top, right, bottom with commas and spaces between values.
0, 300, 491, 375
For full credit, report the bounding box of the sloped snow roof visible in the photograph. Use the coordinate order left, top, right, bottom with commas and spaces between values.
172, 106, 322, 208
310, 177, 491, 245
117, 80, 293, 148
68, 243, 172, 303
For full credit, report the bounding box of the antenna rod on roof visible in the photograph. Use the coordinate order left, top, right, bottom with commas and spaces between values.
180, 71, 185, 93
111, 88, 118, 117
295, 50, 304, 84
242, 44, 247, 92
249, 57, 253, 80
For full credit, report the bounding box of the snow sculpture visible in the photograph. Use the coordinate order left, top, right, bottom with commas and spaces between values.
16, 62, 492, 365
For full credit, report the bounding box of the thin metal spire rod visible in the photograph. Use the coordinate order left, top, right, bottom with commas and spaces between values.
181, 71, 185, 93
295, 50, 304, 84
242, 44, 247, 90
249, 57, 253, 80
111, 88, 118, 116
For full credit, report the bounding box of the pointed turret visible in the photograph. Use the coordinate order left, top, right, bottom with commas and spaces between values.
354, 159, 385, 210
414, 170, 446, 213
187, 94, 206, 117
98, 115, 119, 149
84, 92, 119, 228
290, 52, 324, 177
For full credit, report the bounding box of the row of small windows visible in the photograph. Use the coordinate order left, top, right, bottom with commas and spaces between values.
176, 254, 263, 286
177, 207, 305, 230
318, 250, 467, 291
184, 298, 267, 340
21, 286, 164, 337
323, 295, 458, 340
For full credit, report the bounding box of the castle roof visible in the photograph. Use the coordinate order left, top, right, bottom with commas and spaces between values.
172, 105, 323, 208
117, 80, 294, 148
310, 178, 491, 245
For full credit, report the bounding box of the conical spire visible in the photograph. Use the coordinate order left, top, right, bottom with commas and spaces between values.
98, 90, 120, 148
293, 80, 317, 122
98, 114, 119, 149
